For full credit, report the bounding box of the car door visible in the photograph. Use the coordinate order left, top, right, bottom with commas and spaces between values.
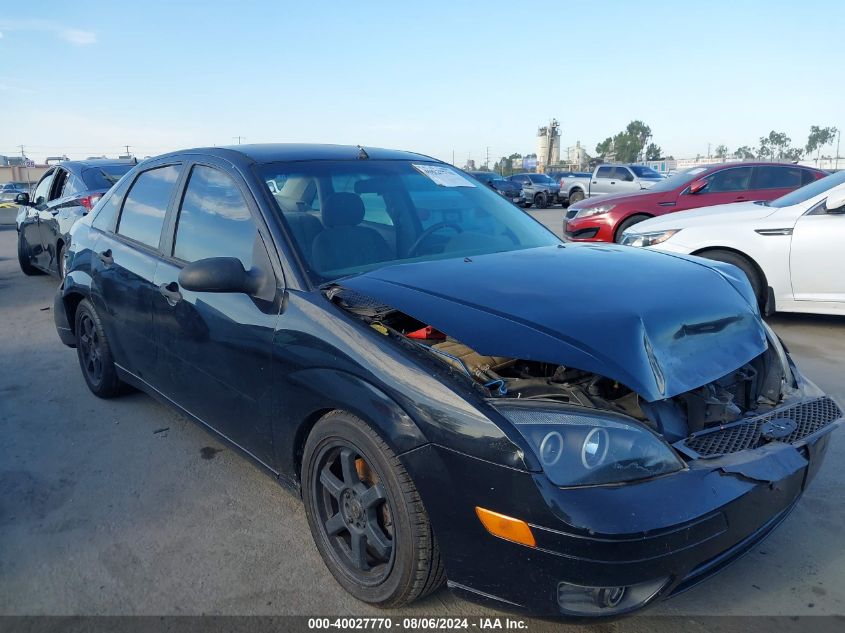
676, 166, 754, 211
589, 165, 615, 196
38, 168, 86, 273
789, 200, 845, 304
21, 169, 55, 268
152, 161, 282, 464
91, 162, 184, 384
612, 166, 640, 194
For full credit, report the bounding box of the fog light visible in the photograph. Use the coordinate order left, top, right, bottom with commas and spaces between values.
557, 577, 669, 616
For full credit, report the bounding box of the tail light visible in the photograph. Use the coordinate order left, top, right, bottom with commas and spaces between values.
77, 193, 103, 212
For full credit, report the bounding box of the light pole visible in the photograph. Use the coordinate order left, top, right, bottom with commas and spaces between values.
836, 129, 841, 170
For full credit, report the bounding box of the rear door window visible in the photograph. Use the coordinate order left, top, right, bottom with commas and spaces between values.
751, 166, 802, 190
173, 165, 258, 269
117, 165, 182, 248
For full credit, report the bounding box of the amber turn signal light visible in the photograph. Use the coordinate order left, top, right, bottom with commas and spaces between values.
475, 507, 536, 547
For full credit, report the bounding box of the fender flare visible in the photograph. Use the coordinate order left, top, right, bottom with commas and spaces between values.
277, 367, 430, 490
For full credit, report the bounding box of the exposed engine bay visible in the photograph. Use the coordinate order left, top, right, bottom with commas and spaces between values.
328, 287, 791, 444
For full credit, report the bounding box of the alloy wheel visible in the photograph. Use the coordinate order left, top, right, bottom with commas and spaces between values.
312, 442, 395, 585
78, 313, 103, 385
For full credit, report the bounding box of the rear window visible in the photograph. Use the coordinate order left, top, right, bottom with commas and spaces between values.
117, 165, 182, 248
82, 164, 134, 189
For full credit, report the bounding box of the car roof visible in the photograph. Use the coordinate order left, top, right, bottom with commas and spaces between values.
55, 158, 137, 173
154, 143, 438, 164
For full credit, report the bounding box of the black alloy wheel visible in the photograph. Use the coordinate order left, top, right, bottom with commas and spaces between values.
303, 411, 444, 606
534, 192, 549, 209
74, 299, 121, 398
78, 312, 104, 387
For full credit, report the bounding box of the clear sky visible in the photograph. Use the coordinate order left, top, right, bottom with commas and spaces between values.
1, 1, 842, 165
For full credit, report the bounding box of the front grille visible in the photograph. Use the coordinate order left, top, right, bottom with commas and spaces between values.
675, 396, 842, 459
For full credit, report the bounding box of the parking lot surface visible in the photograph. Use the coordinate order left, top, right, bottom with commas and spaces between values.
1, 221, 844, 622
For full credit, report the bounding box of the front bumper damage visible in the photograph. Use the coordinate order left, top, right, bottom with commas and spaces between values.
403, 395, 841, 618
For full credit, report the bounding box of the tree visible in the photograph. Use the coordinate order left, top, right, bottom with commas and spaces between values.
806, 126, 838, 164
733, 146, 754, 159
713, 144, 729, 159
757, 137, 772, 160
782, 147, 803, 162
595, 121, 654, 162
595, 137, 613, 156
766, 131, 791, 159
645, 143, 662, 160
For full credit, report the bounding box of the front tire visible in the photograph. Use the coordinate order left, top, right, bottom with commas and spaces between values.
17, 232, 43, 276
302, 411, 445, 607
614, 214, 651, 243
697, 249, 765, 308
75, 299, 122, 398
57, 243, 67, 279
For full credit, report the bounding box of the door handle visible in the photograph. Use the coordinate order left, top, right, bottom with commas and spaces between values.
735, 196, 746, 201
159, 282, 182, 305
98, 249, 113, 265
610, 181, 616, 185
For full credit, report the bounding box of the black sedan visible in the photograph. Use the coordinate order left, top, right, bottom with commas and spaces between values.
468, 171, 524, 205
16, 159, 135, 278
54, 144, 841, 618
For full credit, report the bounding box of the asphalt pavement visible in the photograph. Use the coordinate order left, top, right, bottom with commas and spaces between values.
1, 221, 844, 623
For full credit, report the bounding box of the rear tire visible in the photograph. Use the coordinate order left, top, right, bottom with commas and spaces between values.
17, 232, 43, 276
302, 411, 445, 607
614, 214, 651, 243
74, 299, 122, 398
534, 192, 549, 209
697, 249, 765, 308
568, 189, 585, 205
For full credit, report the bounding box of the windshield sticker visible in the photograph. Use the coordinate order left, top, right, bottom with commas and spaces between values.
413, 164, 477, 188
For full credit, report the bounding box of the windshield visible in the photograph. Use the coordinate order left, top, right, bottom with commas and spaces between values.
259, 160, 559, 284
767, 169, 845, 208
630, 165, 662, 179
472, 172, 503, 182
645, 166, 709, 192
82, 164, 134, 189
528, 174, 553, 184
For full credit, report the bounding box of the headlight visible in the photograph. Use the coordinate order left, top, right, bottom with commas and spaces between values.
621, 229, 679, 247
573, 204, 615, 219
495, 404, 684, 486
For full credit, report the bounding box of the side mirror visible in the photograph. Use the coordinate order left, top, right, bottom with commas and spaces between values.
15, 192, 30, 206
825, 189, 845, 214
688, 179, 708, 195
178, 257, 261, 294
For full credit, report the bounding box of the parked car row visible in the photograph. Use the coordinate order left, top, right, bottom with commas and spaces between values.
11, 143, 835, 620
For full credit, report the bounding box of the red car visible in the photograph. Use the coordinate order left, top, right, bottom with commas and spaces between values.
563, 162, 828, 243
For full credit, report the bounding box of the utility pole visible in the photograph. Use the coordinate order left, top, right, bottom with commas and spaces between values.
836, 129, 841, 170
233, 136, 246, 145
486, 146, 490, 170
19, 145, 30, 184
124, 145, 131, 155
451, 149, 455, 165
707, 142, 711, 159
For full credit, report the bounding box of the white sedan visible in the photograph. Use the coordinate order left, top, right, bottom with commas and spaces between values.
621, 170, 845, 316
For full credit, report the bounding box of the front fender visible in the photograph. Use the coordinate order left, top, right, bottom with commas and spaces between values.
274, 367, 430, 489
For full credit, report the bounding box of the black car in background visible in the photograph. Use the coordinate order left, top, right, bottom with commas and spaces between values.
507, 172, 561, 208
16, 159, 135, 277
54, 144, 840, 618
468, 171, 524, 205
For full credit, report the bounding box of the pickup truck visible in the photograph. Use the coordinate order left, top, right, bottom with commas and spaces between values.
562, 164, 663, 205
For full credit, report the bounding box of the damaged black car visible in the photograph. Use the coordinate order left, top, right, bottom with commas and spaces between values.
55, 144, 842, 618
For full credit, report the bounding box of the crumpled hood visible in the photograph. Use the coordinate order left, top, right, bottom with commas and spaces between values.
339, 244, 768, 402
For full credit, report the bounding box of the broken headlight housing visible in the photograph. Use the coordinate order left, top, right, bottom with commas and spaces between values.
494, 404, 684, 486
